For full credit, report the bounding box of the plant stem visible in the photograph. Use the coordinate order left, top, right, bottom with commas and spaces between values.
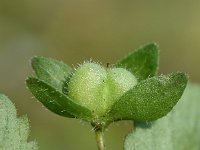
95, 129, 105, 150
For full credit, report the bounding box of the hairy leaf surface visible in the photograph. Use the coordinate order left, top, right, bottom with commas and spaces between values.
125, 84, 200, 150
0, 94, 38, 150
108, 72, 187, 121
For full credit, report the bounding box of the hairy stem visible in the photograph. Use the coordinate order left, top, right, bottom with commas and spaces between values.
95, 129, 105, 150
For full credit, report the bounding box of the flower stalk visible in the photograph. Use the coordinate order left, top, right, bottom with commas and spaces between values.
95, 128, 105, 150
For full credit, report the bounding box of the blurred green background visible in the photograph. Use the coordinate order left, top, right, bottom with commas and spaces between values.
0, 1, 200, 150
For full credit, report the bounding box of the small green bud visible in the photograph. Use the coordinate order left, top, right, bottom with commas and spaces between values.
68, 62, 137, 116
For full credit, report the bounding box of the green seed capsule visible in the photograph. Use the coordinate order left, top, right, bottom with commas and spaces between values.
68, 62, 137, 116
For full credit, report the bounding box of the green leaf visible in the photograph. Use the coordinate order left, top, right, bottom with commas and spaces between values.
31, 56, 72, 93
26, 77, 93, 120
108, 72, 187, 122
115, 43, 159, 81
0, 94, 38, 150
124, 84, 200, 150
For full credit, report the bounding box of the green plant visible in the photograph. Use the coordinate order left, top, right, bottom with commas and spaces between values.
0, 94, 38, 150
26, 43, 188, 150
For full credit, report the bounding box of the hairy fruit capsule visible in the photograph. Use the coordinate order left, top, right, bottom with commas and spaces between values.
68, 62, 137, 116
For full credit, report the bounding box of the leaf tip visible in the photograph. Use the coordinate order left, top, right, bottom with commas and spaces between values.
171, 72, 188, 87
142, 42, 159, 53
30, 56, 39, 67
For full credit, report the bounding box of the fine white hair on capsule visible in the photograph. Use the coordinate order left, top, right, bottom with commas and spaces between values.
90, 127, 95, 132
72, 59, 101, 71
